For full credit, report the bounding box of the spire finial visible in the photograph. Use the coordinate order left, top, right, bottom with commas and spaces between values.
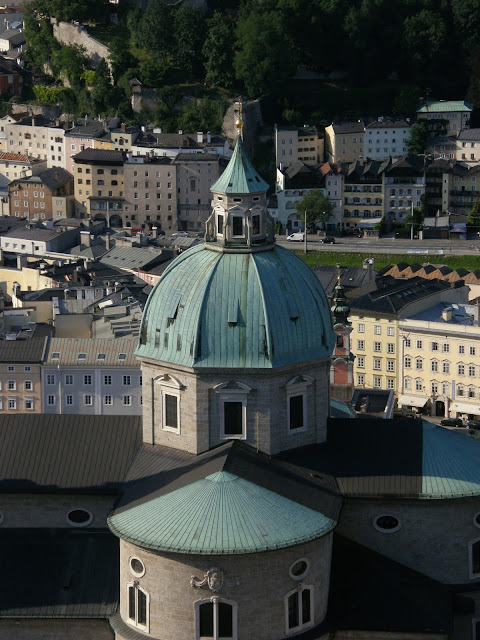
235, 100, 243, 140
336, 262, 341, 285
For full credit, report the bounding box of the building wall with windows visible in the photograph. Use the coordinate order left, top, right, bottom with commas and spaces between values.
123, 155, 176, 232
0, 358, 44, 413
72, 150, 125, 221
417, 100, 473, 136
41, 338, 141, 416
140, 360, 330, 456
364, 120, 410, 159
324, 122, 364, 164
117, 535, 332, 640
399, 302, 480, 418
275, 125, 324, 168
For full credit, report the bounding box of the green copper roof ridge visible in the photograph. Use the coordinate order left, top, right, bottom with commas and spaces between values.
211, 137, 269, 194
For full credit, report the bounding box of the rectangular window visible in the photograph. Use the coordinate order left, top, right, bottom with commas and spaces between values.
459, 345, 465, 354
24, 397, 33, 410
374, 377, 381, 388
65, 374, 73, 385
387, 378, 394, 389
469, 365, 476, 377
416, 340, 423, 349
104, 375, 112, 385
123, 375, 131, 386
357, 374, 365, 385
387, 360, 394, 372
415, 380, 423, 392
458, 364, 465, 375
8, 398, 16, 410
357, 340, 365, 350
289, 394, 305, 430
164, 393, 179, 431
404, 338, 411, 348
232, 216, 243, 236
357, 357, 365, 368
373, 342, 381, 352
373, 359, 381, 370
123, 395, 132, 406
252, 215, 260, 235
104, 395, 113, 405
84, 395, 92, 405
358, 323, 365, 333
443, 343, 450, 353
7, 380, 15, 390
416, 359, 423, 370
374, 325, 381, 335
443, 362, 450, 374
24, 380, 32, 391
84, 374, 92, 385
431, 342, 438, 351
66, 395, 73, 405
46, 374, 55, 385
470, 347, 476, 356
224, 400, 243, 435
387, 343, 394, 354
47, 395, 55, 405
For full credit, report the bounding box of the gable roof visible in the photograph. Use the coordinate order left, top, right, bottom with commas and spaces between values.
417, 100, 473, 113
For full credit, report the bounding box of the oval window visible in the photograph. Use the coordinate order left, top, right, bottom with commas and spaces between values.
130, 557, 145, 577
66, 509, 93, 527
473, 513, 480, 528
289, 558, 309, 580
373, 515, 401, 533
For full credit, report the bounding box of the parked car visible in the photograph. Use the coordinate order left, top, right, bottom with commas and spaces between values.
321, 236, 335, 244
467, 419, 480, 429
440, 417, 464, 427
286, 233, 305, 241
172, 231, 189, 237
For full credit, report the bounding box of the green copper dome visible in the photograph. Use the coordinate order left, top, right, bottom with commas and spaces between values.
136, 243, 335, 368
211, 137, 269, 194
108, 471, 336, 554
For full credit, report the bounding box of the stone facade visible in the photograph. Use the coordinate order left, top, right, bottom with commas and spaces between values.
118, 535, 332, 640
140, 358, 330, 455
336, 497, 480, 584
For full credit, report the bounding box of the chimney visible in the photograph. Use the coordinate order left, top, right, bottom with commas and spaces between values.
16, 255, 27, 269
207, 131, 211, 143
31, 117, 35, 126
151, 226, 159, 238
197, 131, 204, 143
362, 257, 374, 281
106, 233, 111, 250
80, 230, 91, 247
442, 306, 453, 322
121, 122, 126, 132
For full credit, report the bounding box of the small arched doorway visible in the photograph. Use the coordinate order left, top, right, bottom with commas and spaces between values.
436, 400, 445, 417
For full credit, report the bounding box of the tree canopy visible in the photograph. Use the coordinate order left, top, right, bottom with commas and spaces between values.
294, 190, 334, 229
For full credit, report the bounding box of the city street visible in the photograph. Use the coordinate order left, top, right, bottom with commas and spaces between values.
276, 234, 480, 257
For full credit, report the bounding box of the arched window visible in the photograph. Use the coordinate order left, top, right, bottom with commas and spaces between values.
285, 585, 314, 634
195, 597, 237, 640
127, 582, 149, 631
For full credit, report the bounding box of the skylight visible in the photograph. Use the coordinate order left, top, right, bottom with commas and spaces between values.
78, 353, 86, 359
52, 352, 60, 359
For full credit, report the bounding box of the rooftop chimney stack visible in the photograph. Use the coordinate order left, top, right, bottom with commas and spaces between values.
474, 302, 480, 326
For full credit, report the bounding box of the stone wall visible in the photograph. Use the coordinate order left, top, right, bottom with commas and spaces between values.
118, 535, 332, 640
0, 493, 115, 528
53, 21, 110, 68
337, 496, 480, 584
140, 357, 330, 455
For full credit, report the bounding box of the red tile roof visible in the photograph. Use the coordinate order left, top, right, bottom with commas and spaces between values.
0, 152, 29, 162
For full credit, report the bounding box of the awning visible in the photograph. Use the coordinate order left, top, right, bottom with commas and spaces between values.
358, 219, 382, 229
398, 395, 428, 408
450, 402, 480, 414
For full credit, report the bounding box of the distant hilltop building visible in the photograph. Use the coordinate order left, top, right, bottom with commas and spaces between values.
417, 99, 473, 136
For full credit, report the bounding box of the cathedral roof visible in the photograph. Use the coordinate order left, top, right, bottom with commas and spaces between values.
210, 136, 269, 194
280, 418, 480, 500
136, 243, 334, 368
108, 440, 341, 554
108, 470, 335, 554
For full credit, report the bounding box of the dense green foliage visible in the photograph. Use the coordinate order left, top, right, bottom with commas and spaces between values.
407, 119, 449, 155
294, 189, 334, 229
22, 0, 480, 126
467, 198, 480, 232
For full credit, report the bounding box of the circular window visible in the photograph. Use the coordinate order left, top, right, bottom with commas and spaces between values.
130, 557, 145, 577
66, 509, 93, 527
473, 513, 480, 528
289, 558, 309, 580
373, 515, 401, 533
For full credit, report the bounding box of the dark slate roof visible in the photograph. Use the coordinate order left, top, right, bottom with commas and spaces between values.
113, 440, 341, 523
283, 161, 325, 189
0, 215, 26, 233
1, 226, 63, 241
0, 529, 118, 618
458, 128, 480, 141
365, 119, 410, 129
38, 167, 73, 190
0, 414, 141, 493
331, 121, 364, 134
0, 336, 46, 362
385, 154, 425, 175
349, 277, 453, 316
72, 149, 124, 164
313, 265, 376, 299
278, 418, 424, 497
328, 535, 453, 634
66, 120, 108, 139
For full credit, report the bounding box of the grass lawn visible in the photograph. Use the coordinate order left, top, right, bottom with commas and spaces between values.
295, 251, 480, 272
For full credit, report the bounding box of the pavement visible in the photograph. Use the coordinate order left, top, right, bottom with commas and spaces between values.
276, 234, 480, 257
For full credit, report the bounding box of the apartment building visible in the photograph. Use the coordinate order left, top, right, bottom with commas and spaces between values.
174, 152, 229, 234
349, 277, 467, 397
364, 119, 410, 159
0, 152, 47, 180
65, 119, 110, 174
324, 121, 364, 163
0, 335, 46, 413
8, 167, 74, 220
399, 302, 480, 419
123, 154, 176, 232
72, 149, 124, 221
383, 155, 426, 224
424, 159, 480, 217
456, 129, 480, 164
341, 159, 389, 232
4, 115, 67, 168
275, 160, 327, 232
41, 337, 142, 415
417, 100, 473, 135
274, 125, 324, 168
